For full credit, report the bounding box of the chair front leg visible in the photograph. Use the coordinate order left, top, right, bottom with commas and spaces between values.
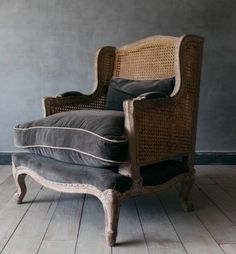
101, 190, 120, 246
12, 164, 27, 204
13, 173, 27, 204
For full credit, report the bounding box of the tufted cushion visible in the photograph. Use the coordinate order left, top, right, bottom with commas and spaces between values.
12, 153, 132, 193
105, 77, 175, 111
14, 110, 128, 167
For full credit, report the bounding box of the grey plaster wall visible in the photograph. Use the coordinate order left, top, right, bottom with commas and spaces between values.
0, 0, 235, 152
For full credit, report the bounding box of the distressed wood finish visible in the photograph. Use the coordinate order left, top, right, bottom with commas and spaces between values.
14, 35, 204, 246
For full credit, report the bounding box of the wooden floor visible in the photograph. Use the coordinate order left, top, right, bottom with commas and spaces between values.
1, 165, 236, 254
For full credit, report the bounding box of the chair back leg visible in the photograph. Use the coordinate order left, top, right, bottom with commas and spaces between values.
179, 176, 194, 212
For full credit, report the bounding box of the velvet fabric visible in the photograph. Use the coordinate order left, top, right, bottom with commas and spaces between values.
14, 110, 128, 167
105, 77, 175, 111
12, 153, 132, 193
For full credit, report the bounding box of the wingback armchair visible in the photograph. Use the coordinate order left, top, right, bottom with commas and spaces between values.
13, 35, 204, 246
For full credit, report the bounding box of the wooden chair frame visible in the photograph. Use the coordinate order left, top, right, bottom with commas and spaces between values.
13, 34, 204, 246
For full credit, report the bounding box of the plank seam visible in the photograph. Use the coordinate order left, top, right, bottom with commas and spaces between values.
158, 193, 188, 254
192, 184, 232, 246
134, 198, 151, 254
195, 183, 236, 227
73, 194, 86, 254
0, 184, 43, 254
36, 192, 62, 254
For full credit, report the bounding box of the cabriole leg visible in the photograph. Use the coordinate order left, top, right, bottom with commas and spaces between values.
102, 190, 120, 246
12, 166, 27, 204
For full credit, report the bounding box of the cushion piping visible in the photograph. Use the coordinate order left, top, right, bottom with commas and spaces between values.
15, 144, 128, 164
14, 126, 127, 143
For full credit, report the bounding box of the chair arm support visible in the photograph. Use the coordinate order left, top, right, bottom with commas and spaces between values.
123, 95, 194, 169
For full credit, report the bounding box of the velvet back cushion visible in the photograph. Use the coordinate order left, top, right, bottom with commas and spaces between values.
105, 77, 175, 111
14, 110, 128, 168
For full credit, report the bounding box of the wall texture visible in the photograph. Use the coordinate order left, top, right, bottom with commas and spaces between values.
0, 0, 235, 152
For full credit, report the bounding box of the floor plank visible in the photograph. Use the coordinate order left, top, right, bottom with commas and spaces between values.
0, 165, 236, 253
195, 165, 236, 178
207, 177, 236, 200
221, 188, 236, 200
220, 243, 236, 254
38, 193, 84, 254
113, 198, 149, 254
195, 176, 215, 185
197, 184, 236, 225
1, 188, 60, 254
0, 176, 17, 211
0, 166, 12, 185
210, 177, 236, 188
0, 177, 42, 252
75, 195, 111, 254
135, 196, 186, 254
192, 186, 236, 244
159, 187, 225, 254
38, 240, 75, 254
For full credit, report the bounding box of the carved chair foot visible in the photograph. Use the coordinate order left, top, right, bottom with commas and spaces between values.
102, 190, 120, 246
181, 200, 194, 212
105, 230, 117, 246
14, 192, 24, 204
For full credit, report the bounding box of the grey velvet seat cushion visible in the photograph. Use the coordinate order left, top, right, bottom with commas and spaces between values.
14, 110, 128, 167
106, 77, 175, 111
12, 153, 132, 193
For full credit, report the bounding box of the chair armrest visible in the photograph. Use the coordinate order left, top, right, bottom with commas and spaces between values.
43, 46, 116, 116
123, 95, 194, 172
43, 89, 107, 117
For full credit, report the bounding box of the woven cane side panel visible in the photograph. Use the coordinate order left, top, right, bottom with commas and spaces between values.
136, 101, 192, 165
46, 94, 107, 115
135, 38, 202, 165
114, 38, 178, 80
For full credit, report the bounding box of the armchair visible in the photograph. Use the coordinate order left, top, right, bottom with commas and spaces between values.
13, 35, 204, 246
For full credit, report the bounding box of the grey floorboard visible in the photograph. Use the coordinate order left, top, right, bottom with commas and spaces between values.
1, 165, 236, 254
